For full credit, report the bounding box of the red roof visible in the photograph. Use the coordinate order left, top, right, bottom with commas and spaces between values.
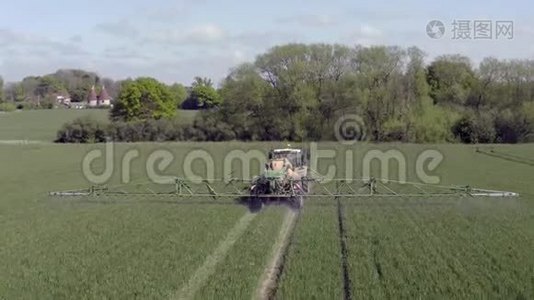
88, 86, 98, 101
98, 85, 111, 100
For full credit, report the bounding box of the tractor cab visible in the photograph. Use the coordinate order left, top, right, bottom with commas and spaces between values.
268, 148, 308, 168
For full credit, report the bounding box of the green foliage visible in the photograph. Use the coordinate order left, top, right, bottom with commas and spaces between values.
13, 101, 54, 110
8, 44, 534, 144
410, 104, 457, 143
495, 104, 534, 143
427, 55, 478, 106
168, 83, 188, 107
109, 118, 185, 142
188, 44, 533, 144
452, 111, 496, 143
182, 111, 236, 141
54, 112, 203, 143
382, 118, 408, 142
55, 116, 109, 143
181, 77, 220, 109
190, 84, 222, 108
192, 76, 214, 88
5, 83, 27, 102
3, 69, 120, 106
218, 63, 270, 139
0, 102, 16, 112
69, 85, 91, 103
110, 77, 177, 122
36, 75, 65, 97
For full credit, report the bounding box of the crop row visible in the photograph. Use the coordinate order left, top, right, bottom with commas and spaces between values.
342, 196, 534, 298
277, 200, 344, 299
0, 202, 245, 298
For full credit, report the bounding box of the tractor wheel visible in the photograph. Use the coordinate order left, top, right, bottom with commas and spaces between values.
249, 196, 264, 212
290, 195, 304, 209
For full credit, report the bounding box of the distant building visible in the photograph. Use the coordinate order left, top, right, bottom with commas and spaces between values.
87, 85, 112, 107
55, 92, 71, 107
56, 95, 71, 106
88, 86, 98, 107
98, 86, 112, 106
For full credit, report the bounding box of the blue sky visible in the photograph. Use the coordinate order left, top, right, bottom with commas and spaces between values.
1, 0, 533, 85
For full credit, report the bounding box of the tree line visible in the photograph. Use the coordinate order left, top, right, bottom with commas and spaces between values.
27, 43, 534, 143
0, 69, 218, 112
191, 44, 534, 143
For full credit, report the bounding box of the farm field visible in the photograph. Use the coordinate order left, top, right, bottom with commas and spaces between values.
0, 109, 198, 142
0, 141, 534, 298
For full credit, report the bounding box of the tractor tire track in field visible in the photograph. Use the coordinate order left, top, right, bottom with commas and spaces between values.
173, 212, 257, 300
255, 208, 299, 300
337, 197, 353, 300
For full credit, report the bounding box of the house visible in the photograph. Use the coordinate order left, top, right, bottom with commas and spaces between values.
87, 85, 112, 107
88, 86, 98, 107
55, 92, 71, 107
98, 86, 112, 106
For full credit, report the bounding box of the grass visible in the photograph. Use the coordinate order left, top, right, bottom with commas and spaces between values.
279, 143, 534, 298
0, 109, 109, 141
1, 203, 246, 298
195, 206, 287, 299
277, 204, 344, 299
341, 197, 534, 298
0, 141, 534, 298
0, 109, 198, 141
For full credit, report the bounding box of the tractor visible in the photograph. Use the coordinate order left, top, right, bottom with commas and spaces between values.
248, 148, 310, 210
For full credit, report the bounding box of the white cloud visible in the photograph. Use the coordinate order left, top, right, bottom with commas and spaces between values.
187, 24, 226, 43
94, 20, 139, 38
342, 24, 384, 46
144, 23, 226, 45
359, 24, 383, 38
0, 29, 88, 57
277, 14, 337, 27
103, 47, 151, 61
142, 0, 208, 22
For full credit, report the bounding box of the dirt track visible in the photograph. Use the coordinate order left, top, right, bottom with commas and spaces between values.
174, 212, 258, 300
254, 209, 299, 300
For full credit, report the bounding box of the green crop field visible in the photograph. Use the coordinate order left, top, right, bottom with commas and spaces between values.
0, 109, 198, 142
1, 140, 534, 298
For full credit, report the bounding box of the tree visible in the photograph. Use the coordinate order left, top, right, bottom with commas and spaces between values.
110, 77, 177, 122
427, 55, 478, 106
168, 83, 188, 107
5, 83, 26, 102
190, 84, 222, 108
219, 63, 272, 139
182, 77, 221, 109
192, 76, 214, 88
35, 76, 65, 97
354, 46, 405, 141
